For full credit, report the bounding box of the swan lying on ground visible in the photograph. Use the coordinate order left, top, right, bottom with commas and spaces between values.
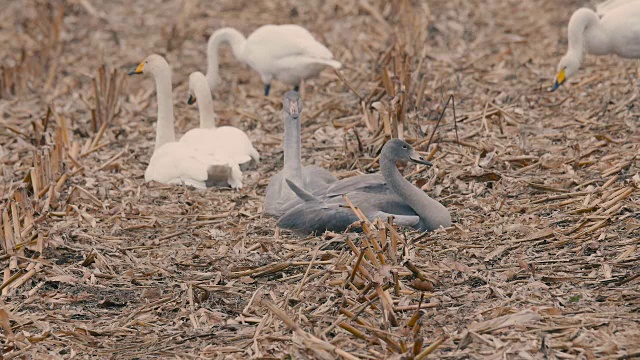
206, 25, 342, 95
182, 71, 259, 170
128, 54, 243, 189
277, 139, 451, 235
264, 91, 337, 217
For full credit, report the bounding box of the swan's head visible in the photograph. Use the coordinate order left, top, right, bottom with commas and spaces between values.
552, 54, 580, 91
283, 91, 303, 120
383, 139, 432, 166
128, 54, 169, 77
187, 72, 208, 105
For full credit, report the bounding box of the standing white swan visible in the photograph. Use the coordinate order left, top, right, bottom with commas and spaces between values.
182, 71, 260, 170
128, 54, 243, 189
264, 91, 337, 217
552, 0, 640, 90
206, 25, 342, 95
276, 139, 452, 235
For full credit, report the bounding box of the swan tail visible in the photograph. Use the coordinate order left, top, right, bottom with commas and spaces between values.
284, 178, 320, 203
308, 58, 342, 69
322, 59, 342, 69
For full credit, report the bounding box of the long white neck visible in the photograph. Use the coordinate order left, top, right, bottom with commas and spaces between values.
206, 28, 247, 90
283, 113, 303, 187
152, 67, 176, 151
192, 74, 217, 129
568, 8, 608, 59
380, 156, 451, 231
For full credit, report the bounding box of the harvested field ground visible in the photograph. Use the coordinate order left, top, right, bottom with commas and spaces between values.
1, 0, 639, 359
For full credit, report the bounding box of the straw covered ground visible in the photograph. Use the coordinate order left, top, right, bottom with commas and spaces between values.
1, 0, 639, 358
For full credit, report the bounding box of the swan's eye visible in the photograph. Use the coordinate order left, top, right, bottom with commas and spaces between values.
402, 145, 407, 149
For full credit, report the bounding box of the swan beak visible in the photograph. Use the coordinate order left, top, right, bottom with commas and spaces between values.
283, 91, 302, 119
128, 62, 145, 76
409, 153, 432, 166
187, 95, 196, 105
551, 69, 566, 91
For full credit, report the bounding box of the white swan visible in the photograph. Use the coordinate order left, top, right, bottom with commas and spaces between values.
206, 24, 342, 96
181, 71, 260, 170
596, 0, 640, 15
552, 0, 640, 90
128, 54, 243, 189
264, 91, 337, 217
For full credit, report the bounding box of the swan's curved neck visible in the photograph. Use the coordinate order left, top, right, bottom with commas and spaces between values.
568, 8, 608, 57
206, 28, 247, 87
152, 68, 176, 150
193, 77, 217, 129
283, 114, 303, 186
380, 156, 443, 230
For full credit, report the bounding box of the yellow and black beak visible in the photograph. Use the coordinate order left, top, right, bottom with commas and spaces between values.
128, 62, 145, 76
551, 68, 566, 91
187, 95, 196, 105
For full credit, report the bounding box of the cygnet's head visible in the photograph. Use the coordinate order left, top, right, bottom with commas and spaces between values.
552, 54, 580, 91
382, 139, 432, 166
283, 91, 303, 120
128, 54, 169, 77
187, 72, 208, 105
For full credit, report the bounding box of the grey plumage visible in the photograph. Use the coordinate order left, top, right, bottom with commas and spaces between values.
264, 91, 337, 217
277, 139, 451, 234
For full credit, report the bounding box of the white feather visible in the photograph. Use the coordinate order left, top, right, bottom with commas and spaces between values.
184, 72, 260, 168
596, 0, 640, 15
553, 1, 640, 88
131, 55, 244, 189
206, 24, 341, 91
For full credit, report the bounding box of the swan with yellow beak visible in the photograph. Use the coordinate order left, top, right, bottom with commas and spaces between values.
552, 0, 640, 91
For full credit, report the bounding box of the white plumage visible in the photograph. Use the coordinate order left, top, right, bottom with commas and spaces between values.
552, 0, 640, 90
182, 71, 259, 169
128, 54, 244, 189
145, 142, 243, 189
596, 0, 640, 15
206, 24, 342, 95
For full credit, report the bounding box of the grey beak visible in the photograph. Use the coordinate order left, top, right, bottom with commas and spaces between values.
409, 155, 432, 166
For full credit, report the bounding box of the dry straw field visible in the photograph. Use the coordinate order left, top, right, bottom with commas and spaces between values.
1, 0, 639, 358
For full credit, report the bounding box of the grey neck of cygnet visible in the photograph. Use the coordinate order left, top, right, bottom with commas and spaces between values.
283, 111, 303, 186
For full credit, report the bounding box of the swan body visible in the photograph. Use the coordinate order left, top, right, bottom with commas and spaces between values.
145, 142, 242, 189
206, 25, 342, 95
264, 91, 337, 217
552, 0, 640, 90
596, 0, 640, 15
277, 139, 451, 235
182, 72, 259, 169
128, 55, 243, 189
279, 173, 394, 212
